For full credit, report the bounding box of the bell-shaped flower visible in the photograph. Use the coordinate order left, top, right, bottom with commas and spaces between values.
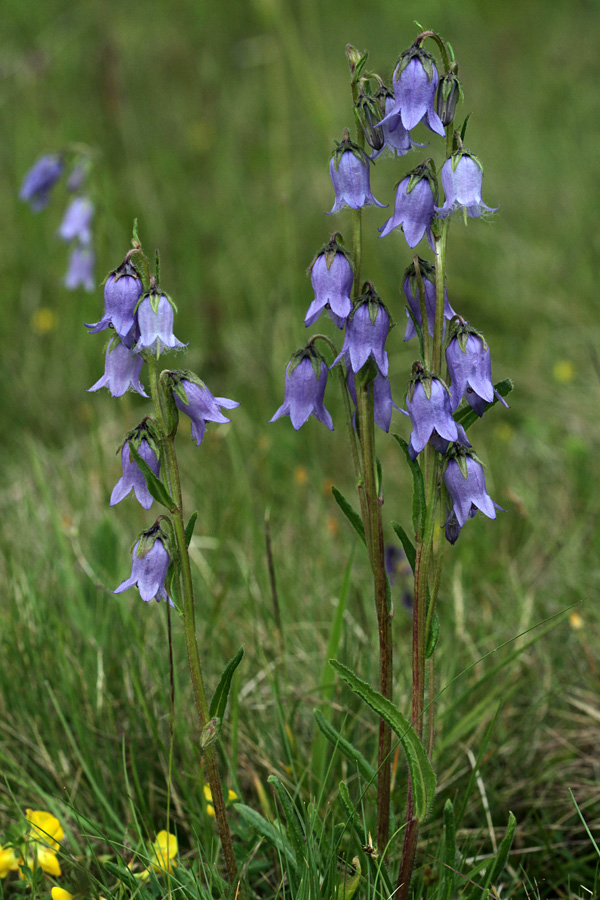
405, 371, 458, 456
114, 533, 172, 604
172, 374, 239, 445
347, 371, 399, 433
64, 245, 94, 292
372, 94, 425, 159
305, 235, 353, 328
436, 151, 497, 219
402, 259, 455, 341
332, 285, 390, 376
270, 349, 333, 430
20, 154, 64, 211
111, 437, 160, 510
134, 291, 186, 356
380, 50, 445, 136
57, 196, 94, 244
328, 136, 385, 214
443, 451, 501, 529
88, 337, 148, 398
446, 323, 510, 414
379, 164, 436, 249
86, 261, 143, 339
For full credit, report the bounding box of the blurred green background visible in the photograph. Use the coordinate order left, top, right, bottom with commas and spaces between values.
1, 0, 600, 896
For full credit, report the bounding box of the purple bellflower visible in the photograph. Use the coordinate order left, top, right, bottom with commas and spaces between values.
305, 235, 353, 328
347, 371, 399, 433
443, 451, 501, 530
114, 533, 172, 604
405, 369, 458, 456
111, 438, 160, 510
66, 163, 88, 193
371, 94, 424, 160
171, 374, 239, 445
331, 285, 390, 377
379, 164, 436, 249
380, 49, 445, 136
445, 324, 508, 415
20, 154, 64, 211
270, 350, 333, 431
402, 259, 455, 341
86, 260, 143, 340
436, 151, 497, 219
428, 422, 471, 458
88, 336, 148, 397
328, 136, 386, 214
135, 291, 186, 356
58, 196, 94, 244
64, 245, 95, 292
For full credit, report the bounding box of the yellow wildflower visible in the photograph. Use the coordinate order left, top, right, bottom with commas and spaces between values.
51, 888, 73, 900
149, 831, 178, 873
569, 612, 584, 631
22, 809, 64, 877
203, 785, 238, 818
553, 360, 575, 384
0, 845, 22, 879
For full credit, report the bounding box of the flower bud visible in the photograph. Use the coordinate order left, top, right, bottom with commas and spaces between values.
436, 70, 462, 126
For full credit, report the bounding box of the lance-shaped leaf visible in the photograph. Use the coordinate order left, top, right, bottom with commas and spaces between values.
267, 775, 305, 866
209, 647, 244, 723
332, 486, 366, 546
128, 443, 176, 510
314, 710, 376, 785
393, 435, 426, 533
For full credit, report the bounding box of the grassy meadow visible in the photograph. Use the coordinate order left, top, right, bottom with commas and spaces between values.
1, 0, 600, 897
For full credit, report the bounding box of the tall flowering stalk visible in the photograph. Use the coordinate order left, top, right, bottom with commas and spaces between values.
87, 226, 240, 887
271, 29, 512, 895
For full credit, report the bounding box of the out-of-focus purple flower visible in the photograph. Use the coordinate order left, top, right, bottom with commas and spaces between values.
134, 291, 186, 356
328, 138, 386, 214
20, 154, 64, 211
347, 371, 399, 433
114, 534, 172, 604
436, 152, 497, 219
380, 50, 445, 136
172, 375, 239, 445
86, 261, 143, 339
446, 324, 510, 415
443, 452, 501, 529
332, 286, 390, 376
88, 336, 148, 397
305, 236, 353, 328
402, 260, 455, 341
57, 197, 94, 244
64, 245, 95, 292
372, 94, 424, 160
66, 164, 87, 193
270, 351, 333, 431
111, 438, 160, 510
405, 372, 458, 456
379, 165, 435, 248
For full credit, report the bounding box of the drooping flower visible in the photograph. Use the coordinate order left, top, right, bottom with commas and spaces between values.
443, 451, 501, 529
270, 350, 333, 431
86, 260, 143, 339
88, 337, 148, 398
0, 845, 21, 879
171, 373, 239, 445
401, 259, 455, 341
110, 437, 160, 510
380, 49, 445, 136
305, 235, 353, 328
148, 831, 178, 874
64, 245, 95, 292
379, 164, 436, 248
331, 285, 390, 376
114, 533, 172, 604
445, 322, 510, 415
436, 69, 462, 126
347, 371, 400, 433
134, 291, 186, 356
405, 370, 458, 456
435, 151, 497, 219
57, 197, 94, 245
20, 154, 64, 211
328, 136, 385, 213
371, 93, 425, 160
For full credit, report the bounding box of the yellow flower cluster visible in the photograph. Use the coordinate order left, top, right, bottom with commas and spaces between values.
0, 809, 64, 881
203, 785, 238, 818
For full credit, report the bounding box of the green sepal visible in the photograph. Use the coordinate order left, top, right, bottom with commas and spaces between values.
454, 378, 513, 431
209, 646, 244, 721
200, 717, 220, 750
331, 486, 366, 547
392, 435, 426, 533
313, 709, 377, 785
330, 659, 436, 824
425, 610, 440, 659
185, 512, 198, 546
267, 775, 305, 866
128, 443, 176, 511
391, 521, 416, 572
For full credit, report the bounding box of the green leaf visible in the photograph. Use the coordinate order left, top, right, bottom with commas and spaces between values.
267, 775, 305, 866
185, 512, 198, 546
330, 659, 436, 823
235, 804, 297, 870
331, 486, 366, 547
425, 610, 440, 659
209, 647, 244, 721
128, 443, 176, 510
442, 799, 456, 900
391, 521, 416, 572
392, 435, 426, 533
466, 811, 516, 900
313, 710, 376, 784
454, 378, 513, 431
335, 856, 361, 900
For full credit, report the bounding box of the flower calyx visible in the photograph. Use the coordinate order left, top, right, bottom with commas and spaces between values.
330, 132, 370, 172
446, 317, 488, 355
436, 66, 463, 126
308, 233, 352, 275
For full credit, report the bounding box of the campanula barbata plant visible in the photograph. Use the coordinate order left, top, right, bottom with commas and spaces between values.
270, 29, 513, 898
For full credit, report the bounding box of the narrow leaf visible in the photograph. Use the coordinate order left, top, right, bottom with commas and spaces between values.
332, 486, 366, 546
209, 647, 244, 721
443, 799, 456, 900
330, 659, 436, 823
128, 443, 176, 510
425, 611, 440, 659
314, 710, 376, 784
392, 435, 426, 533
391, 521, 416, 572
466, 811, 516, 900
185, 511, 198, 546
235, 804, 297, 870
455, 378, 514, 431
267, 775, 305, 865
